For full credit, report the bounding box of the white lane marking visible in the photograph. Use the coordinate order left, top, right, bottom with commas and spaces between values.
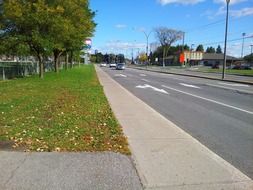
162, 85, 253, 115
115, 74, 127, 77
136, 84, 169, 94
179, 83, 201, 89
218, 82, 249, 87
141, 79, 151, 82
206, 83, 253, 94
140, 74, 147, 77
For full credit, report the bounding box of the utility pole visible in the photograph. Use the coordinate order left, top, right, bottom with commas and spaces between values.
241, 32, 246, 58
250, 45, 253, 54
190, 44, 194, 66
222, 0, 230, 80
182, 32, 185, 52
142, 31, 152, 65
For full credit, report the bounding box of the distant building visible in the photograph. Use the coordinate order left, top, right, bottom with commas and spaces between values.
161, 51, 241, 66
202, 53, 240, 66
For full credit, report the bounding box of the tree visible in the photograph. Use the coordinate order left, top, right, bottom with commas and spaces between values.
154, 27, 183, 67
0, 0, 96, 78
47, 0, 95, 72
206, 46, 216, 53
139, 52, 148, 63
244, 53, 253, 63
1, 0, 54, 78
216, 45, 222, 54
196, 44, 204, 52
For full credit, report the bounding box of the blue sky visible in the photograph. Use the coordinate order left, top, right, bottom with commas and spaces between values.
90, 0, 253, 58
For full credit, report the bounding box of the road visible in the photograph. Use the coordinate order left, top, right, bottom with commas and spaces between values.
130, 65, 253, 84
101, 66, 253, 179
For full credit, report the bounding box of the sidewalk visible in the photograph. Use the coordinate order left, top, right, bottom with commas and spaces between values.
129, 66, 253, 85
96, 65, 253, 190
0, 152, 142, 190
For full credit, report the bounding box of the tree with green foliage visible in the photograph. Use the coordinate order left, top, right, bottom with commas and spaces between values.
216, 45, 222, 54
196, 44, 204, 52
206, 46, 216, 53
244, 53, 253, 63
0, 0, 95, 78
1, 0, 54, 78
48, 0, 95, 72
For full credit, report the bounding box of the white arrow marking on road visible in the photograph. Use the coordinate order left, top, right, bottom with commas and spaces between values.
140, 74, 147, 77
218, 82, 249, 87
141, 79, 151, 82
136, 84, 169, 94
179, 83, 201, 89
115, 74, 127, 77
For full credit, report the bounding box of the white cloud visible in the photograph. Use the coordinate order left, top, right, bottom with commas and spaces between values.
214, 0, 247, 5
158, 0, 204, 5
115, 24, 127, 29
215, 6, 253, 17
230, 7, 253, 17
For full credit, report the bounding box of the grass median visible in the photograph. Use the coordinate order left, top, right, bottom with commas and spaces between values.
0, 65, 130, 154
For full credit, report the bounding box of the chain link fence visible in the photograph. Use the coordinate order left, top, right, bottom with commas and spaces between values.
0, 61, 54, 80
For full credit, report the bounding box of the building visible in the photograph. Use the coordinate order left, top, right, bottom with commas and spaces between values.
202, 53, 240, 66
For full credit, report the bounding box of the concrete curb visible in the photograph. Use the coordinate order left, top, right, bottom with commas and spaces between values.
130, 66, 253, 85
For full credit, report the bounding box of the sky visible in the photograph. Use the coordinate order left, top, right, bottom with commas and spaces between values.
90, 0, 253, 58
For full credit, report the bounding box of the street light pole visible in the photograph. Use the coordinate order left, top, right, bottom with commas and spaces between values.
222, 0, 230, 80
251, 45, 253, 54
241, 32, 246, 58
190, 44, 194, 66
143, 31, 152, 56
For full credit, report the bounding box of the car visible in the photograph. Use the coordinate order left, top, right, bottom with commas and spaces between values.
100, 63, 107, 67
109, 63, 116, 68
211, 63, 219, 69
116, 63, 125, 70
232, 65, 252, 70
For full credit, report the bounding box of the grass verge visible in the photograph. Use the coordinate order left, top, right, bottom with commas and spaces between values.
198, 68, 253, 76
0, 65, 130, 154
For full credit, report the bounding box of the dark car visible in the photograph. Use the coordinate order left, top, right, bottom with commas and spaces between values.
212, 63, 219, 69
232, 65, 252, 70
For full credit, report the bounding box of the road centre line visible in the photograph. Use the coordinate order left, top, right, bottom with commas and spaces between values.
162, 85, 253, 115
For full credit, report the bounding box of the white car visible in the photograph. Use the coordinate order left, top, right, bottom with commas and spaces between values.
109, 63, 116, 68
100, 63, 107, 67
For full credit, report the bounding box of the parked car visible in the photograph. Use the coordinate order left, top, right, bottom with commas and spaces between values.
116, 63, 125, 70
109, 63, 116, 68
232, 65, 252, 70
211, 63, 219, 69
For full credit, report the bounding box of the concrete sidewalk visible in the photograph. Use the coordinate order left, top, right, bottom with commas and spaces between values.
0, 152, 142, 190
96, 66, 253, 190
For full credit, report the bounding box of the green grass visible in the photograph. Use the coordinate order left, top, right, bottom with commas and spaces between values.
0, 65, 130, 154
198, 68, 253, 76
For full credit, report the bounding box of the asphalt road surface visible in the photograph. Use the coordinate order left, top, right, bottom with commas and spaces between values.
101, 66, 253, 179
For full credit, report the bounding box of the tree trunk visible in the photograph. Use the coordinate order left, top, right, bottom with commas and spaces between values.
38, 55, 44, 79
65, 52, 69, 70
162, 47, 165, 67
54, 50, 62, 73
70, 51, 73, 68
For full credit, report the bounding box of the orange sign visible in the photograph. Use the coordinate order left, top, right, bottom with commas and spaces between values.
179, 53, 185, 63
